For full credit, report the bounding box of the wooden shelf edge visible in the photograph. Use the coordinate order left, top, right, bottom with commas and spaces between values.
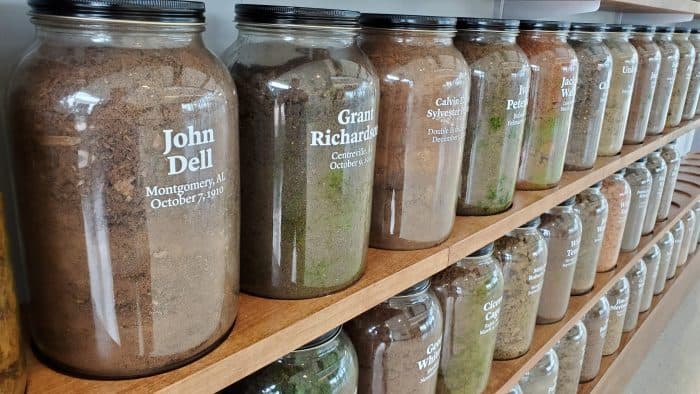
24, 120, 700, 394
600, 0, 700, 14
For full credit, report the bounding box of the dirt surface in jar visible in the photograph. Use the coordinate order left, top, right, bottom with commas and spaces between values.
682, 35, 700, 119
565, 38, 612, 170
10, 43, 239, 376
598, 173, 631, 271
642, 152, 667, 234
667, 34, 696, 127
455, 33, 530, 215
625, 34, 661, 143
621, 164, 652, 251
668, 221, 685, 279
647, 35, 680, 134
361, 31, 468, 249
640, 245, 661, 313
493, 227, 548, 359
573, 188, 609, 294
554, 321, 587, 394
654, 232, 674, 295
658, 143, 682, 221
623, 260, 647, 331
580, 297, 610, 382
603, 277, 630, 356
516, 33, 578, 190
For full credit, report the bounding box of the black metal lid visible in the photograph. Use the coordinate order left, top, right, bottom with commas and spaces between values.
520, 20, 569, 31
692, 28, 700, 34
298, 326, 341, 350
570, 22, 608, 32
457, 17, 519, 31
559, 196, 576, 207
360, 13, 456, 30
28, 0, 205, 23
606, 24, 633, 33
469, 243, 495, 257
615, 168, 627, 176
655, 26, 675, 33
674, 26, 691, 33
395, 279, 431, 297
632, 25, 655, 33
235, 4, 359, 27
590, 181, 603, 189
635, 157, 648, 164
520, 217, 541, 228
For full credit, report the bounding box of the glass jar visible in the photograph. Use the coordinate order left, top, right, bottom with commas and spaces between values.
668, 220, 685, 279
230, 327, 358, 393
360, 15, 468, 250
683, 29, 700, 119
493, 218, 548, 359
647, 27, 680, 135
600, 25, 638, 155
599, 170, 632, 271
691, 202, 700, 253
621, 159, 652, 251
226, 6, 376, 299
603, 277, 630, 356
642, 150, 668, 234
565, 23, 613, 170
625, 26, 661, 144
640, 245, 661, 313
519, 349, 559, 394
432, 243, 503, 394
580, 297, 610, 383
537, 197, 582, 323
553, 321, 587, 394
678, 209, 697, 267
667, 28, 696, 127
10, 2, 239, 377
454, 18, 530, 216
623, 260, 647, 331
573, 183, 609, 294
654, 232, 674, 295
658, 141, 682, 221
345, 280, 443, 394
508, 383, 524, 394
516, 21, 578, 190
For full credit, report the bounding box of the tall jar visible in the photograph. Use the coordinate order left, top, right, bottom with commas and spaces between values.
691, 201, 700, 253
565, 23, 613, 170
516, 20, 578, 190
654, 232, 674, 295
345, 280, 443, 394
519, 349, 559, 394
553, 321, 587, 394
580, 297, 610, 383
683, 29, 700, 119
360, 14, 468, 249
573, 183, 609, 294
657, 141, 682, 221
625, 26, 661, 144
0, 197, 26, 394
493, 219, 548, 360
647, 26, 680, 135
603, 277, 630, 356
226, 6, 377, 298
642, 150, 667, 234
667, 27, 696, 127
599, 170, 632, 271
454, 18, 530, 215
600, 24, 638, 156
230, 327, 358, 393
678, 209, 697, 267
667, 220, 685, 279
621, 159, 652, 251
623, 260, 647, 331
640, 245, 661, 313
432, 244, 504, 394
10, 1, 239, 377
537, 197, 582, 323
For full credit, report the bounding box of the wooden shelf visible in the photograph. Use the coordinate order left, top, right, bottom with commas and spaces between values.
25, 120, 700, 393
600, 0, 700, 14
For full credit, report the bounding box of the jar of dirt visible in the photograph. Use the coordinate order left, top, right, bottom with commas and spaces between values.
554, 321, 587, 394
678, 209, 697, 267
647, 26, 680, 135
668, 220, 685, 279
667, 27, 696, 127
654, 232, 674, 295
640, 245, 661, 313
682, 29, 700, 120
573, 183, 609, 295
599, 170, 632, 271
657, 141, 682, 221
625, 26, 661, 144
623, 260, 647, 331
603, 277, 630, 355
519, 349, 559, 394
621, 159, 652, 251
580, 296, 610, 382
642, 150, 667, 234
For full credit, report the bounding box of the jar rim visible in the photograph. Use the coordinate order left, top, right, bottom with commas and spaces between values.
28, 0, 205, 24
394, 279, 431, 297
468, 243, 494, 257
360, 13, 456, 30
519, 19, 569, 31
570, 22, 608, 33
296, 326, 342, 351
606, 24, 634, 33
456, 17, 519, 31
236, 4, 359, 28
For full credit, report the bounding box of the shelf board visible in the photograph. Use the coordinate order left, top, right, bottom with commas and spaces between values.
25, 120, 700, 394
599, 0, 700, 14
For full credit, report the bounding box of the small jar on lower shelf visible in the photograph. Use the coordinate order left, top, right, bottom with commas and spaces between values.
603, 277, 630, 356
624, 260, 647, 332
554, 321, 587, 394
580, 296, 610, 383
654, 232, 674, 295
642, 150, 668, 235
621, 159, 652, 251
678, 210, 697, 267
519, 349, 559, 394
658, 141, 682, 222
573, 183, 609, 295
599, 170, 632, 271
668, 220, 686, 279
640, 245, 661, 313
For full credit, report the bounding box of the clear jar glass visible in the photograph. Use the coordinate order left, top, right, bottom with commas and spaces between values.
231, 327, 358, 393
345, 280, 443, 394
10, 3, 239, 377
678, 209, 697, 267
580, 296, 610, 382
603, 277, 630, 355
508, 383, 524, 394
537, 197, 582, 323
658, 141, 682, 221
493, 218, 548, 359
360, 15, 468, 250
519, 349, 559, 394
691, 202, 700, 253
621, 159, 652, 251
516, 21, 578, 190
668, 29, 696, 127
647, 28, 680, 135
668, 220, 685, 279
226, 6, 377, 298
654, 232, 674, 295
454, 18, 530, 215
640, 245, 661, 313
565, 24, 613, 170
623, 260, 647, 331
573, 183, 609, 294
599, 170, 632, 271
682, 30, 700, 119
432, 243, 504, 394
625, 27, 661, 144
642, 150, 668, 234
554, 321, 587, 394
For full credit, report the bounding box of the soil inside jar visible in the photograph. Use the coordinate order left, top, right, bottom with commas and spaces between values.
642, 152, 667, 234
580, 298, 610, 383
599, 173, 631, 271
623, 261, 646, 332
647, 34, 679, 135
625, 34, 661, 143
602, 278, 629, 355
573, 188, 608, 294
554, 322, 586, 394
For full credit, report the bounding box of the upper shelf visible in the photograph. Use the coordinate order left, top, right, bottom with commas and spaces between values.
599, 0, 700, 14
